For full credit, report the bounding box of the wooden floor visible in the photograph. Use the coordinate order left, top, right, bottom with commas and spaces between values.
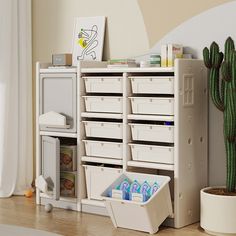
0, 196, 208, 236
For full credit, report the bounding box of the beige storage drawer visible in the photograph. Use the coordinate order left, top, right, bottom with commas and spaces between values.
83, 76, 123, 93
129, 123, 174, 143
83, 96, 123, 113
83, 140, 123, 159
83, 121, 123, 139
129, 143, 174, 164
129, 97, 174, 115
130, 76, 174, 94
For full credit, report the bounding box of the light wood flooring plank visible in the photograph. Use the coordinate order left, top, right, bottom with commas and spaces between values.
0, 196, 208, 236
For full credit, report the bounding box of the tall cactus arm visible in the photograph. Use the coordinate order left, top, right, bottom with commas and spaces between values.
203, 47, 211, 68
224, 37, 235, 62
210, 42, 219, 63
226, 52, 236, 142
209, 68, 224, 111
203, 42, 224, 111
210, 49, 224, 111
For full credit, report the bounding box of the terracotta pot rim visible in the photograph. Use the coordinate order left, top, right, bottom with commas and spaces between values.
201, 186, 236, 198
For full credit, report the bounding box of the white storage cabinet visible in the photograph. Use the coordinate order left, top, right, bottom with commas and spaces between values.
36, 60, 208, 230
78, 60, 208, 229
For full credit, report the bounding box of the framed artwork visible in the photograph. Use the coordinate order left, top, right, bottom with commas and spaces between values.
72, 16, 106, 66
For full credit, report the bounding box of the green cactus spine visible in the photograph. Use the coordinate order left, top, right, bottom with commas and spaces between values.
203, 37, 236, 192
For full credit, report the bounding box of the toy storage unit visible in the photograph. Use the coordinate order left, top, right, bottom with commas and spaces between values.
36, 60, 208, 229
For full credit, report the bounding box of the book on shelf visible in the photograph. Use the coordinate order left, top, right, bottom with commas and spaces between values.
108, 58, 135, 64
107, 58, 137, 68
161, 44, 183, 67
167, 44, 183, 67
107, 63, 137, 68
161, 45, 168, 67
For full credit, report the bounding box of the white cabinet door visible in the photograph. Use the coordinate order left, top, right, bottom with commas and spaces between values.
39, 73, 77, 132
42, 136, 60, 200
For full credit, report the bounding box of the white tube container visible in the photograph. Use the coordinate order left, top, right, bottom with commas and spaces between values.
102, 172, 173, 234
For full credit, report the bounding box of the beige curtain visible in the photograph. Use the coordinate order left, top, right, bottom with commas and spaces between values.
0, 0, 32, 197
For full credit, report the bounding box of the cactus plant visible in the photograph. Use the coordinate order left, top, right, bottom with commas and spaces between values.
203, 37, 236, 192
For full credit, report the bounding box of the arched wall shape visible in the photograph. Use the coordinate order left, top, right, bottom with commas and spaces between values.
147, 2, 236, 186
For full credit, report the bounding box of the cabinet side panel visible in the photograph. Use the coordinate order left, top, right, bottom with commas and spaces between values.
174, 59, 208, 228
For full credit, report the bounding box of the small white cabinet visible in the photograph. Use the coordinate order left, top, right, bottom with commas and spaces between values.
36, 60, 208, 229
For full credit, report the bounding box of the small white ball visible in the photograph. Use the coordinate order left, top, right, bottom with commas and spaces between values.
45, 203, 53, 213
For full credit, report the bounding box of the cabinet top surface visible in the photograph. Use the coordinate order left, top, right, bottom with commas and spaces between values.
38, 65, 174, 74
80, 67, 174, 73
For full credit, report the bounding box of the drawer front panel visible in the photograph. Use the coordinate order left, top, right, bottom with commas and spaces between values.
84, 96, 123, 113
83, 140, 123, 159
130, 76, 174, 94
129, 144, 174, 164
84, 76, 123, 93
129, 97, 174, 115
129, 123, 174, 143
83, 121, 123, 139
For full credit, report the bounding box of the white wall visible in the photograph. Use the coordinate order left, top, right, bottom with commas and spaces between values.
33, 0, 233, 186
149, 2, 236, 185
32, 0, 149, 64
